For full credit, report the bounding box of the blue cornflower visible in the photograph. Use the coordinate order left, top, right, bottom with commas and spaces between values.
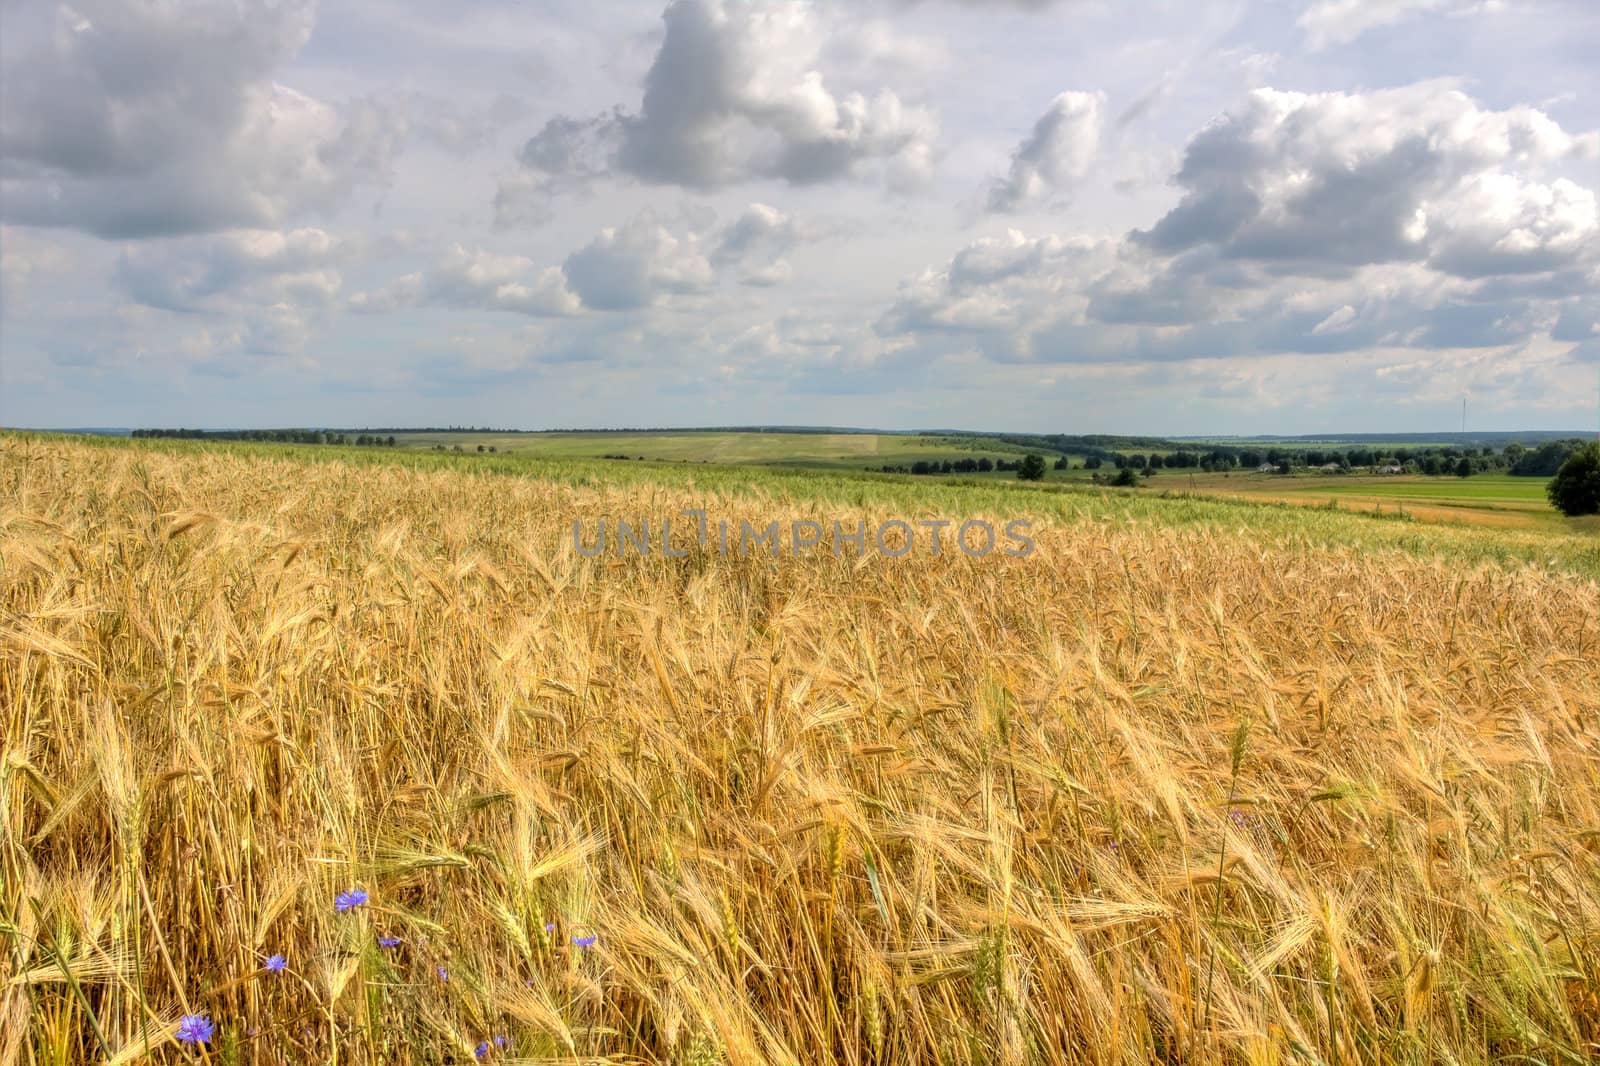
176, 1014, 215, 1044
436, 965, 448, 982
377, 935, 402, 949
493, 1035, 507, 1047
475, 1041, 490, 1060
264, 954, 287, 973
544, 922, 555, 932
572, 934, 597, 949
334, 888, 369, 913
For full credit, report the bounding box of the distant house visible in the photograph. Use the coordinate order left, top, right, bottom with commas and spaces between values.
1320, 462, 1342, 472
1376, 463, 1403, 474
1257, 462, 1276, 473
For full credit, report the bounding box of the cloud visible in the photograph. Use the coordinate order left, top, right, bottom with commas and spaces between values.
0, 0, 405, 238
1297, 0, 1489, 51
0, 226, 75, 291
407, 92, 529, 155
358, 202, 810, 320
109, 227, 347, 356
509, 0, 937, 196
881, 82, 1600, 370
710, 202, 813, 284
986, 91, 1103, 212
713, 203, 803, 261
492, 110, 624, 230
864, 0, 1072, 7
1426, 174, 1597, 278
116, 229, 344, 312
562, 213, 714, 310
348, 245, 581, 317
880, 229, 1110, 337
1132, 84, 1598, 278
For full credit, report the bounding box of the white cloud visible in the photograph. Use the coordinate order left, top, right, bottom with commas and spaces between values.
0, 0, 405, 238
1311, 304, 1358, 335
883, 82, 1600, 372
987, 91, 1104, 211
358, 204, 809, 317
561, 216, 713, 310
108, 227, 347, 357
509, 0, 937, 196
349, 245, 581, 317
117, 229, 344, 312
1133, 84, 1598, 278
1427, 174, 1598, 278
1297, 0, 1495, 50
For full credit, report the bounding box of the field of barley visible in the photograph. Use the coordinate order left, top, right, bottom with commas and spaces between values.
3, 434, 1599, 1065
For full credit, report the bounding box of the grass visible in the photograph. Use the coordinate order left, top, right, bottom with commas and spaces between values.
390, 429, 1579, 532
1155, 472, 1574, 532
3, 433, 1600, 1064
391, 430, 1038, 471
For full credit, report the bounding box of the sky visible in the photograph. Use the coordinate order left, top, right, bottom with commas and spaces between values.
1, 0, 1597, 435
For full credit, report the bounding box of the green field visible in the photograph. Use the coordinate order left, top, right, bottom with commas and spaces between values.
1163, 470, 1572, 530
1295, 474, 1548, 500
389, 430, 1595, 532
393, 430, 1040, 471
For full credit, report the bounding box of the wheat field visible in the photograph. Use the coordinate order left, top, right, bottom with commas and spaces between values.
3, 437, 1599, 1065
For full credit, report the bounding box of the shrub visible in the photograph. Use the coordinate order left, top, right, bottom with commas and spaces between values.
1546, 442, 1600, 516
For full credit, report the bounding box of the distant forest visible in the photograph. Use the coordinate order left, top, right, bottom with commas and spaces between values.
876, 437, 1590, 478
131, 428, 398, 446
127, 427, 1594, 479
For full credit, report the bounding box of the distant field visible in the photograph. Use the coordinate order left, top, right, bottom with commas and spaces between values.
392, 430, 1039, 470
393, 430, 1584, 532
1156, 471, 1568, 530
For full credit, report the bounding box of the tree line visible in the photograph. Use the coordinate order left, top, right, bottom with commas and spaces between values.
131, 429, 398, 446
884, 440, 1594, 479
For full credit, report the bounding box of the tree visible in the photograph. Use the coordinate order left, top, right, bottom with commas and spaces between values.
1017, 454, 1046, 481
1547, 443, 1600, 517
1513, 439, 1581, 476
1112, 466, 1139, 487
1455, 456, 1472, 477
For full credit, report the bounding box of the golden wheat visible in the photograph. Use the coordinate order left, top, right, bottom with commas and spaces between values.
3, 437, 1598, 1064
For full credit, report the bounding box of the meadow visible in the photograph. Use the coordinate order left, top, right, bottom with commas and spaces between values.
4, 433, 1600, 1064
389, 431, 1036, 472
1154, 473, 1570, 532
383, 430, 1588, 533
